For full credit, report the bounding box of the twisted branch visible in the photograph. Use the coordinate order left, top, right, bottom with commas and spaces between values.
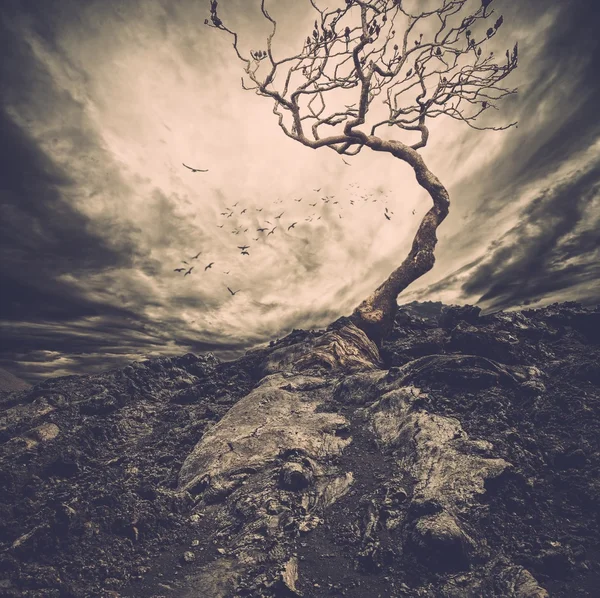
204, 0, 518, 343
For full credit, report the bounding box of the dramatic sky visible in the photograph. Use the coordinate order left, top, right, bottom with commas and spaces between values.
1, 0, 599, 383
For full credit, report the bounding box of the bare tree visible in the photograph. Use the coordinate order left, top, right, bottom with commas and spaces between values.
205, 0, 518, 343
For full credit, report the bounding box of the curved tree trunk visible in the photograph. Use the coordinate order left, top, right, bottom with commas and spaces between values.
349, 138, 450, 344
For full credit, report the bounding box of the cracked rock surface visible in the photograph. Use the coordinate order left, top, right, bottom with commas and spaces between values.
0, 302, 599, 597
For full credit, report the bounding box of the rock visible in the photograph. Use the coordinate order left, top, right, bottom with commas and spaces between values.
396, 301, 446, 325
45, 452, 81, 478
442, 562, 549, 597
299, 515, 323, 533
448, 322, 521, 364
499, 566, 550, 598
29, 423, 60, 442
332, 370, 387, 405
178, 374, 350, 494
439, 305, 482, 329
409, 511, 474, 571
536, 547, 574, 578
386, 354, 519, 389
556, 447, 587, 470
382, 330, 447, 366
171, 384, 211, 404
570, 310, 600, 342
79, 394, 119, 415
280, 557, 301, 595
279, 462, 314, 491
521, 379, 546, 396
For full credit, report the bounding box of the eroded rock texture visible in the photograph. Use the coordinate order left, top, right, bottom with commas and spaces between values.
1, 302, 599, 597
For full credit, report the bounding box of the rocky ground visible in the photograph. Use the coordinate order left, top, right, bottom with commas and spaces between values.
1, 301, 599, 597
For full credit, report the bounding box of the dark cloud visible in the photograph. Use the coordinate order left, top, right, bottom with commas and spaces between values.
0, 311, 249, 384
454, 1, 600, 202
413, 159, 600, 310
0, 105, 140, 317
410, 0, 600, 308
408, 256, 486, 300
462, 161, 600, 311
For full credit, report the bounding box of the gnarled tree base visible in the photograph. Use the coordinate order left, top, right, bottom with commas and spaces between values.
349, 138, 450, 345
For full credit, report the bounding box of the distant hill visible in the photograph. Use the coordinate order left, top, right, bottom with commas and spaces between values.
0, 367, 31, 391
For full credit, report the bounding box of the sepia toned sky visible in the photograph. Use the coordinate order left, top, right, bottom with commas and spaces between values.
1, 0, 599, 382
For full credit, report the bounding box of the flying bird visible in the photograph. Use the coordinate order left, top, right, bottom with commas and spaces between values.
184, 267, 194, 276
191, 252, 201, 260
240, 208, 247, 214
182, 163, 208, 173
227, 286, 241, 296
174, 268, 185, 272
238, 245, 250, 251
310, 202, 317, 207
275, 212, 284, 219
233, 202, 239, 207
294, 198, 302, 202
384, 213, 391, 220
268, 227, 277, 235
205, 262, 215, 270
256, 208, 263, 212
313, 188, 321, 192
241, 251, 250, 256
412, 209, 416, 215
257, 227, 268, 232
287, 222, 297, 230
265, 220, 272, 224
217, 224, 224, 228
342, 159, 350, 166
223, 271, 230, 275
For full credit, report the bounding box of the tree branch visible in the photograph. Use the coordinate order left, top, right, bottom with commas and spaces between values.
203, 0, 518, 343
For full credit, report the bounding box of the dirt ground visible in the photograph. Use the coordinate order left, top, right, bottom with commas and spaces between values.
1, 301, 599, 597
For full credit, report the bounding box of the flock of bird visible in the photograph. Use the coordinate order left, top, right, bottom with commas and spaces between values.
173, 163, 416, 297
